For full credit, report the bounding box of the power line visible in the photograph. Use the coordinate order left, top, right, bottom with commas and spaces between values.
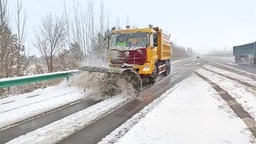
35, 0, 62, 14
35, 0, 54, 9
8, 1, 43, 17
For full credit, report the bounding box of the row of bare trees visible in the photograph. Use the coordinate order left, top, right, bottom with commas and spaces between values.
0, 0, 111, 96
171, 42, 192, 58
0, 0, 192, 76
0, 0, 29, 96
32, 0, 110, 72
0, 0, 27, 78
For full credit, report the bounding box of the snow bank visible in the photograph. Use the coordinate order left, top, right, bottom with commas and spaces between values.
99, 74, 253, 144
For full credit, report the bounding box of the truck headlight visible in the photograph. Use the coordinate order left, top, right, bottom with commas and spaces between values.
142, 65, 150, 71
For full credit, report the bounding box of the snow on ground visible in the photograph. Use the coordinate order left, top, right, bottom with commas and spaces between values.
0, 86, 78, 113
0, 86, 85, 129
99, 74, 253, 144
172, 57, 193, 64
0, 68, 138, 130
203, 56, 235, 63
210, 61, 256, 77
204, 65, 256, 87
7, 95, 132, 144
197, 68, 256, 120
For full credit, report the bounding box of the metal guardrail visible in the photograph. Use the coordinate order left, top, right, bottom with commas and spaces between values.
0, 70, 81, 89
171, 56, 191, 60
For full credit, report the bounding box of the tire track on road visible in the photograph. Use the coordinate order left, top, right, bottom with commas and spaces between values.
0, 97, 101, 144
202, 67, 256, 91
195, 72, 256, 138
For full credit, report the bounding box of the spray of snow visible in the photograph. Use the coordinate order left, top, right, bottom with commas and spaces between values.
69, 71, 137, 100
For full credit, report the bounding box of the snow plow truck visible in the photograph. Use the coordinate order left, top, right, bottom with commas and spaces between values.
80, 25, 172, 96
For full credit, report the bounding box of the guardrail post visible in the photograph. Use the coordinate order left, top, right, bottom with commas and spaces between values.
66, 75, 70, 82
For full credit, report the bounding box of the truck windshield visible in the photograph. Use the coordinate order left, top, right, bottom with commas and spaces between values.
110, 32, 149, 48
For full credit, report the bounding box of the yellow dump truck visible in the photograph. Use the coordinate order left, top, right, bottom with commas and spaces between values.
80, 25, 172, 95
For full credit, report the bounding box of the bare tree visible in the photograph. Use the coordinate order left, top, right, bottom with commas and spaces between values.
15, 0, 27, 76
116, 17, 120, 29
86, 0, 95, 55
0, 0, 13, 78
126, 13, 129, 26
63, 0, 70, 47
99, 0, 104, 34
69, 0, 96, 57
0, 0, 8, 78
69, 1, 87, 55
0, 0, 28, 95
106, 8, 110, 31
34, 14, 66, 72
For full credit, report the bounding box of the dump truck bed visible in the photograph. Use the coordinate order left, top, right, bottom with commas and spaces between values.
157, 32, 172, 60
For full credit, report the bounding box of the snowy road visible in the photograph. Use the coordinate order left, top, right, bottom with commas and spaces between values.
100, 74, 253, 144
1, 57, 256, 143
203, 55, 256, 74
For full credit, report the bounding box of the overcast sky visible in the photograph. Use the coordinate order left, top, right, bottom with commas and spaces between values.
8, 0, 256, 54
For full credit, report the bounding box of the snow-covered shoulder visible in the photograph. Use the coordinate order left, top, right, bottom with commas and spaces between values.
99, 74, 253, 144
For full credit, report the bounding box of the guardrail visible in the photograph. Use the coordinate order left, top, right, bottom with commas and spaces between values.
0, 70, 81, 89
204, 54, 233, 57
171, 56, 191, 60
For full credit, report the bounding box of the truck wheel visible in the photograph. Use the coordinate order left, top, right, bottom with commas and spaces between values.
149, 65, 158, 84
163, 60, 171, 76
122, 69, 142, 97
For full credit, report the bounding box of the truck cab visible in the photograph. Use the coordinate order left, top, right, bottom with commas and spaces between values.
106, 25, 172, 83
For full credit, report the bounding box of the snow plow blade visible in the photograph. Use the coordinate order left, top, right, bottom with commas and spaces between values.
79, 66, 124, 74
79, 66, 142, 97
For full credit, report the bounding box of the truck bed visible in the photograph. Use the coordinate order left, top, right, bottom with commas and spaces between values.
233, 42, 256, 56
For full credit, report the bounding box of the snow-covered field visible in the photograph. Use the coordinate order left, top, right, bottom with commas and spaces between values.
100, 74, 254, 144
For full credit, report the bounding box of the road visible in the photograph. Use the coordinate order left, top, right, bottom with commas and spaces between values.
202, 55, 256, 74
0, 57, 202, 144
3, 56, 255, 143
58, 57, 202, 144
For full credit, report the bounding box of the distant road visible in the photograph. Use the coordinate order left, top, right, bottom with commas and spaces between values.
202, 55, 256, 74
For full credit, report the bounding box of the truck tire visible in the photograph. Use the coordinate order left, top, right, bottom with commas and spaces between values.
149, 65, 158, 84
163, 60, 171, 76
235, 58, 238, 62
122, 69, 142, 97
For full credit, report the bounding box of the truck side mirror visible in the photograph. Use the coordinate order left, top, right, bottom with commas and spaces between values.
104, 35, 110, 49
153, 34, 158, 47
104, 33, 114, 49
